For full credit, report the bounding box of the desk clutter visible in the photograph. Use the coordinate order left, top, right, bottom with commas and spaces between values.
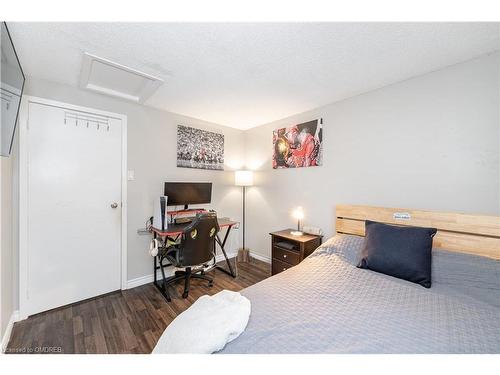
152, 182, 213, 230
147, 181, 239, 302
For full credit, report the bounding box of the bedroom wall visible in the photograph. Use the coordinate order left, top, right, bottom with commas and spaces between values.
244, 52, 500, 260
1, 154, 15, 341
22, 77, 246, 285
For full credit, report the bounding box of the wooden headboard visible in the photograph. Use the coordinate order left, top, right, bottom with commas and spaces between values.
336, 205, 500, 260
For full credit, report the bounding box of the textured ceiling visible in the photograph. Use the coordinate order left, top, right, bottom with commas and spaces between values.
8, 22, 500, 129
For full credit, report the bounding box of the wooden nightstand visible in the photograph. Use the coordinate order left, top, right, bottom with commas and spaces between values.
270, 229, 323, 275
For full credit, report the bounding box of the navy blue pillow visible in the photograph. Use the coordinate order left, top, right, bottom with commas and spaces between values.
357, 220, 437, 288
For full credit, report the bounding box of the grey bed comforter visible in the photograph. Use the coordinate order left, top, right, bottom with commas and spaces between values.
220, 235, 500, 354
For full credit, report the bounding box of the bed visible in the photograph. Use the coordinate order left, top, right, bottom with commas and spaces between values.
219, 205, 500, 354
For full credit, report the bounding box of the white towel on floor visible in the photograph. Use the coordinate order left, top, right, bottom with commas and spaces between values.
152, 290, 251, 354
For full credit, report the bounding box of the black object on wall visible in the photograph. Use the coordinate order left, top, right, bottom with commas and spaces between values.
1, 22, 25, 157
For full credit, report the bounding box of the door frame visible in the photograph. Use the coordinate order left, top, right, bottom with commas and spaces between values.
18, 96, 128, 319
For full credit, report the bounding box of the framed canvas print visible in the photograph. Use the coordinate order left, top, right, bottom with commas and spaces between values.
272, 119, 322, 169
177, 125, 224, 170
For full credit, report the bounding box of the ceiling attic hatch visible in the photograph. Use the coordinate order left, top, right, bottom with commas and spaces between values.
79, 53, 163, 103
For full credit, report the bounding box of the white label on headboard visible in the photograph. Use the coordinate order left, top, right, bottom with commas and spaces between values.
393, 212, 411, 220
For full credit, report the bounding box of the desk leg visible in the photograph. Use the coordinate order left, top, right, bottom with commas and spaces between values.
153, 231, 158, 285
215, 225, 237, 278
152, 232, 173, 302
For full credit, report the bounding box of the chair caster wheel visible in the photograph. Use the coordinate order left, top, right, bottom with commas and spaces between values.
182, 292, 188, 298
208, 281, 213, 288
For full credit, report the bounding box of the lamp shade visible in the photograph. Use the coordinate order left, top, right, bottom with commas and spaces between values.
235, 170, 254, 186
293, 206, 304, 220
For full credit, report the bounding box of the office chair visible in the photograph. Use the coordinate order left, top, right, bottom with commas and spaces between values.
159, 212, 220, 301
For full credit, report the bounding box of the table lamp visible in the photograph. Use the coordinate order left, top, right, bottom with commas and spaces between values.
235, 170, 254, 255
291, 206, 304, 236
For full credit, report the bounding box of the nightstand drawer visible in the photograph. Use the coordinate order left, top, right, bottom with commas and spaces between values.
270, 229, 323, 276
272, 258, 293, 275
272, 246, 300, 265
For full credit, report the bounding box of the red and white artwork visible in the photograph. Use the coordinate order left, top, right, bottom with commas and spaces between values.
272, 119, 323, 169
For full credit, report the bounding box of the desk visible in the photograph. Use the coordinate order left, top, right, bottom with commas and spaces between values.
150, 218, 238, 300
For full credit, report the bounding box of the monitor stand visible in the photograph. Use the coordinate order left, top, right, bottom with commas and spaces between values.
172, 205, 208, 224
175, 216, 194, 225
182, 205, 206, 212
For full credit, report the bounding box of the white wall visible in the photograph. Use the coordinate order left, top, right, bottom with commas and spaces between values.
23, 77, 246, 283
244, 53, 500, 259
1, 154, 14, 339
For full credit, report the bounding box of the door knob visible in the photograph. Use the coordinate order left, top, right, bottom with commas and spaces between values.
111, 202, 119, 209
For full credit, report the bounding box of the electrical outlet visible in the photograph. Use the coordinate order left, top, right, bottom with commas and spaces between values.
303, 226, 322, 235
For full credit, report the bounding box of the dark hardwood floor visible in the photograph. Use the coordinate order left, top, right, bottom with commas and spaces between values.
6, 258, 270, 354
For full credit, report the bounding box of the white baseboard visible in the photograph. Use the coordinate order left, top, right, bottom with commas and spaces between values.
126, 274, 157, 289
126, 252, 237, 289
1, 310, 20, 353
214, 252, 237, 263
250, 252, 271, 263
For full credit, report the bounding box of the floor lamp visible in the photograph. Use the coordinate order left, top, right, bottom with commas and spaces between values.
235, 170, 254, 262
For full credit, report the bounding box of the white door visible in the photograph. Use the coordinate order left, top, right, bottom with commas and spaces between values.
26, 102, 123, 315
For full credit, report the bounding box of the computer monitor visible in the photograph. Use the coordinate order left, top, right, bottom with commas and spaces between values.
164, 182, 212, 209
